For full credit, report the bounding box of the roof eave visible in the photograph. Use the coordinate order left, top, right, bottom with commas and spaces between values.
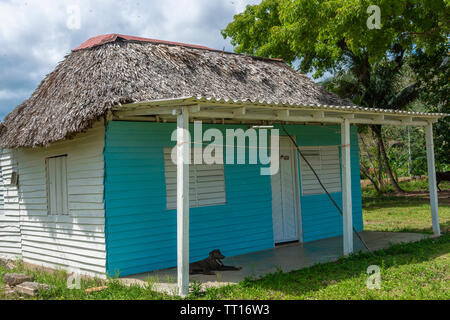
112, 96, 447, 127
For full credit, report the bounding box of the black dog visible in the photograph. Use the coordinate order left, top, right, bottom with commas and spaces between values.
436, 171, 450, 191
189, 249, 242, 275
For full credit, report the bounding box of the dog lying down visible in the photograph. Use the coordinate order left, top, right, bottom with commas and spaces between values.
189, 249, 242, 275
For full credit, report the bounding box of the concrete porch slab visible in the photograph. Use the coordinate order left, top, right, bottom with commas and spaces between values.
120, 231, 430, 295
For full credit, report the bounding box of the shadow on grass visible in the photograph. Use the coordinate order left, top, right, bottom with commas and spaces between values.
369, 220, 450, 235
362, 194, 450, 234
362, 196, 443, 210
206, 233, 450, 299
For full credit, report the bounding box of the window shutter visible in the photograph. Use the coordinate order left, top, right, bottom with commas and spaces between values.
46, 155, 69, 215
300, 147, 341, 196
163, 147, 226, 210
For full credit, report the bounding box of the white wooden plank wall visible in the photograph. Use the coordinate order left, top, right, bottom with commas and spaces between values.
0, 149, 22, 257
0, 121, 106, 277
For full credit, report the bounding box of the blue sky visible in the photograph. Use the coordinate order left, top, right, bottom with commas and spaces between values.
0, 0, 324, 121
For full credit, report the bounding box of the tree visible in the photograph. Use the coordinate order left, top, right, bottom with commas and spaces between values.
323, 61, 420, 192
409, 44, 450, 169
223, 0, 449, 76
223, 0, 449, 192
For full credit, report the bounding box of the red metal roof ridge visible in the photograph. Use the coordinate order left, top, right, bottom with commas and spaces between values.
72, 33, 285, 63
73, 33, 215, 51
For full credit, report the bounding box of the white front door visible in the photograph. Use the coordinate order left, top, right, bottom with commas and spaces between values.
271, 136, 301, 244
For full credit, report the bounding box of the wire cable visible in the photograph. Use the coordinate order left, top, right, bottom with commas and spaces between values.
280, 123, 371, 252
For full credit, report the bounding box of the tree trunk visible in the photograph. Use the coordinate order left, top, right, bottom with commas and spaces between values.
371, 125, 405, 193
359, 133, 383, 192
360, 165, 382, 194
376, 138, 385, 189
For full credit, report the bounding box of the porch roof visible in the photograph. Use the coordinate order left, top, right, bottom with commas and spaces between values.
113, 96, 447, 127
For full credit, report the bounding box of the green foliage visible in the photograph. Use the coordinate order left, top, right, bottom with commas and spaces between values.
409, 45, 450, 167
410, 45, 449, 111
383, 126, 428, 176
224, 0, 450, 182
358, 124, 424, 192
325, 60, 419, 110
188, 280, 204, 298
223, 0, 449, 78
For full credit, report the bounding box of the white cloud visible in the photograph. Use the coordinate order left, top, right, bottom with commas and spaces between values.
0, 88, 28, 100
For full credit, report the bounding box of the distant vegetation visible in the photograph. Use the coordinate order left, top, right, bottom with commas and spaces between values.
222, 0, 449, 194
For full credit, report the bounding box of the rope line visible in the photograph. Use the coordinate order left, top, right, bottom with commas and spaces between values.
279, 123, 371, 252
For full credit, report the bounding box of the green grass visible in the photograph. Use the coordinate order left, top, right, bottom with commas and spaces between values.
197, 234, 450, 300
3, 234, 448, 300
1, 179, 449, 300
194, 180, 450, 300
363, 196, 450, 234
0, 262, 180, 300
362, 179, 450, 234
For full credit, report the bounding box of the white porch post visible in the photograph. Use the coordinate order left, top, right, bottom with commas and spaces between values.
177, 107, 190, 296
425, 123, 440, 236
341, 119, 353, 255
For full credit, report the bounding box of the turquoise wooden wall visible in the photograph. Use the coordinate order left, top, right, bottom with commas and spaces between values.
104, 122, 363, 276
275, 124, 364, 242
104, 122, 274, 276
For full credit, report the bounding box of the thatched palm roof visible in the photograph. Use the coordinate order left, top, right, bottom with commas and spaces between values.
0, 34, 355, 148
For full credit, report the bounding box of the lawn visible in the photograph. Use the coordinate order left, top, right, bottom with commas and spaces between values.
362, 180, 450, 234
0, 261, 179, 300
197, 234, 449, 300
194, 180, 450, 300
1, 179, 449, 300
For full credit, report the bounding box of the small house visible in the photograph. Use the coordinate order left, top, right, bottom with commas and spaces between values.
0, 34, 444, 296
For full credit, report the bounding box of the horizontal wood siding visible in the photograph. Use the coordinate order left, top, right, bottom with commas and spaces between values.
104, 122, 363, 276
104, 122, 274, 277
0, 166, 3, 212
0, 150, 22, 257
277, 124, 363, 242
300, 147, 342, 195
12, 122, 106, 277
